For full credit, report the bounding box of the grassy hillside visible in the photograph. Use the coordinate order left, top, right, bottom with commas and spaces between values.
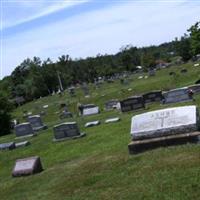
0, 62, 200, 200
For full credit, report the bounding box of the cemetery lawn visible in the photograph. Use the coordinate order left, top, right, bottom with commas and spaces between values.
0, 61, 200, 200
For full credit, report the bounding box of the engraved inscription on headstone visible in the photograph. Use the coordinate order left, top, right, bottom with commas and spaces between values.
120, 96, 145, 112
28, 115, 47, 131
163, 87, 191, 104
12, 156, 43, 177
15, 123, 34, 138
143, 91, 163, 104
131, 105, 199, 140
53, 122, 86, 141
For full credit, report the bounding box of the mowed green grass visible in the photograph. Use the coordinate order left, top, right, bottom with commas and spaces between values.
0, 62, 200, 200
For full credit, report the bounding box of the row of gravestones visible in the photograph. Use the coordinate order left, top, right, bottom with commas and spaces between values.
119, 84, 200, 113
7, 104, 200, 177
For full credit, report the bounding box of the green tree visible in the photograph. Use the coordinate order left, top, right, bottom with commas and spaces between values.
188, 22, 200, 56
0, 94, 13, 136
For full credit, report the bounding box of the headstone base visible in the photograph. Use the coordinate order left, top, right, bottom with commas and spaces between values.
15, 134, 37, 140
128, 132, 200, 154
53, 133, 86, 142
32, 125, 48, 132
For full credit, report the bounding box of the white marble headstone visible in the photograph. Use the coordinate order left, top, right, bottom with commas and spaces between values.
83, 106, 99, 116
131, 105, 199, 140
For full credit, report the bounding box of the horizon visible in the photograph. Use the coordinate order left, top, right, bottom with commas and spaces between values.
1, 0, 200, 79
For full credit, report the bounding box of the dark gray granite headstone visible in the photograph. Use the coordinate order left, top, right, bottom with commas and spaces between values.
163, 87, 191, 104
143, 91, 163, 104
131, 105, 200, 140
105, 99, 119, 110
0, 142, 15, 150
53, 122, 85, 141
120, 96, 145, 112
12, 156, 43, 177
28, 115, 47, 131
15, 123, 34, 138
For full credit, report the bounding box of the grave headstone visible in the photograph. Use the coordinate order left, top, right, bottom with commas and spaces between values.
128, 106, 200, 153
85, 121, 100, 128
105, 99, 119, 110
12, 156, 43, 177
148, 69, 156, 76
15, 123, 35, 138
82, 104, 100, 116
120, 96, 145, 112
163, 87, 191, 104
53, 122, 86, 142
43, 105, 49, 109
0, 142, 15, 150
82, 83, 89, 96
143, 90, 163, 104
105, 117, 120, 123
28, 115, 47, 131
59, 111, 73, 119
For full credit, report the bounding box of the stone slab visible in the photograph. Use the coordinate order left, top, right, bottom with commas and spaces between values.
131, 106, 199, 140
163, 87, 191, 104
128, 132, 200, 154
53, 132, 86, 142
85, 121, 100, 127
15, 141, 30, 148
0, 142, 15, 150
12, 156, 43, 177
83, 106, 99, 116
105, 117, 120, 123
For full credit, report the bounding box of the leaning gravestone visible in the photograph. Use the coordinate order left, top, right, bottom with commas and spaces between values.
53, 122, 86, 142
15, 123, 35, 138
0, 142, 15, 150
85, 120, 100, 127
120, 96, 145, 112
105, 99, 119, 110
163, 87, 191, 104
28, 115, 47, 131
128, 105, 200, 153
143, 90, 163, 104
12, 156, 43, 177
82, 104, 100, 116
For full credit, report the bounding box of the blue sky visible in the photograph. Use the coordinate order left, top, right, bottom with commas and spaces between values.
1, 0, 200, 78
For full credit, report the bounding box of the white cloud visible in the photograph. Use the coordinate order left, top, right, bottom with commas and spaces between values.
2, 0, 90, 29
2, 0, 200, 78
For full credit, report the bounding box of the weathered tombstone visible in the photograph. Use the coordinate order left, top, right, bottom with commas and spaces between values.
85, 120, 100, 128
53, 122, 86, 142
15, 141, 30, 148
128, 105, 200, 153
188, 84, 200, 94
28, 115, 47, 131
59, 111, 73, 119
105, 99, 119, 110
143, 90, 163, 104
0, 142, 15, 150
15, 123, 35, 138
120, 96, 145, 112
12, 156, 43, 177
82, 83, 89, 96
163, 87, 191, 104
82, 104, 100, 116
105, 117, 120, 123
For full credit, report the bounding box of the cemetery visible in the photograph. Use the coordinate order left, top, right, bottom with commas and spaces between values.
0, 61, 200, 199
